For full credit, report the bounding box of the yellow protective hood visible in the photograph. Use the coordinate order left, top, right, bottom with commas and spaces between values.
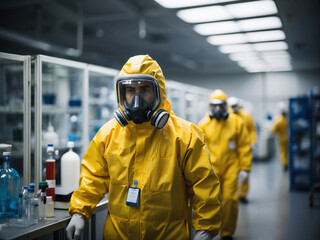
209, 89, 228, 103
119, 54, 170, 112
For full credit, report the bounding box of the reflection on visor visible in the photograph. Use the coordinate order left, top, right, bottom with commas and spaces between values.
210, 99, 226, 105
116, 74, 161, 112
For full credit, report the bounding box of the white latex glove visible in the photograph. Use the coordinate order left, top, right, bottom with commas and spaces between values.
193, 230, 212, 240
238, 170, 249, 184
66, 213, 86, 240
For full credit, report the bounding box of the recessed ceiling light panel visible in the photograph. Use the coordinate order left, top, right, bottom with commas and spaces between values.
246, 30, 286, 42
226, 0, 278, 18
238, 17, 282, 31
193, 21, 239, 35
207, 33, 248, 45
177, 5, 232, 23
154, 0, 237, 9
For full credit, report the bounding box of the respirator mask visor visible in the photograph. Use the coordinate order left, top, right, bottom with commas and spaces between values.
209, 99, 228, 120
116, 74, 161, 124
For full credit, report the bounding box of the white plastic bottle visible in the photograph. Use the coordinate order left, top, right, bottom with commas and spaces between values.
42, 123, 60, 147
61, 142, 80, 190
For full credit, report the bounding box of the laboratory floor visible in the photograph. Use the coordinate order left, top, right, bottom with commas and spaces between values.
213, 155, 320, 240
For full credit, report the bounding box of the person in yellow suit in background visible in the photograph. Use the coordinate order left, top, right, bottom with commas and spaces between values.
228, 97, 257, 204
198, 89, 252, 240
271, 102, 289, 171
66, 55, 221, 240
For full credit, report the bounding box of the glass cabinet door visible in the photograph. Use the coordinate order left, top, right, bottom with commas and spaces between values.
34, 55, 87, 186
184, 90, 194, 123
87, 65, 118, 141
166, 80, 186, 119
0, 52, 31, 186
195, 90, 211, 124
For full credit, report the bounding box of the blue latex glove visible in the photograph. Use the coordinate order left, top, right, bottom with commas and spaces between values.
193, 230, 212, 240
66, 213, 85, 240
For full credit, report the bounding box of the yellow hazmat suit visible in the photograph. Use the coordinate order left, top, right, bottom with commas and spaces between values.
235, 108, 257, 199
198, 90, 252, 238
271, 114, 288, 169
69, 55, 221, 239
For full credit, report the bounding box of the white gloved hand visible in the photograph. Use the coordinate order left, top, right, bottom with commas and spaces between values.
193, 230, 212, 240
238, 170, 249, 184
66, 213, 86, 240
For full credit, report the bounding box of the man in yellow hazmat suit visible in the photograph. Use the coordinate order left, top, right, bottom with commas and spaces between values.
228, 97, 257, 204
198, 90, 252, 240
66, 55, 221, 240
271, 102, 288, 170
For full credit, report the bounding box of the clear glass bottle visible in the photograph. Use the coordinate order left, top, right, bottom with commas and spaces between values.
0, 151, 20, 220
38, 181, 48, 221
45, 196, 54, 218
27, 188, 38, 225
21, 186, 28, 219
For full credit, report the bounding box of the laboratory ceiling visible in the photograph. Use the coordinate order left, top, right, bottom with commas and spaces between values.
0, 0, 319, 78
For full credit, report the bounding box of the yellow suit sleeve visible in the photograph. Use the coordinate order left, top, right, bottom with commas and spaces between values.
68, 131, 110, 220
183, 124, 221, 237
246, 114, 257, 145
236, 119, 252, 172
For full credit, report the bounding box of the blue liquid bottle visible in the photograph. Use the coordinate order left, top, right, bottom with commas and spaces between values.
0, 151, 21, 220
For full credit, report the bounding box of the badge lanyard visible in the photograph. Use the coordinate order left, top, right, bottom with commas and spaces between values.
126, 180, 140, 207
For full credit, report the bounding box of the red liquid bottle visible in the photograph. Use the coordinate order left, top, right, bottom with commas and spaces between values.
46, 144, 56, 201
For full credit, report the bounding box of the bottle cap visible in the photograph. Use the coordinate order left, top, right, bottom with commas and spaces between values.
28, 188, 35, 193
3, 152, 11, 156
39, 181, 49, 190
30, 183, 35, 188
0, 144, 12, 150
67, 141, 75, 148
47, 145, 54, 152
23, 186, 28, 189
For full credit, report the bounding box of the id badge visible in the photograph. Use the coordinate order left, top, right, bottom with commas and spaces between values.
126, 187, 140, 206
228, 141, 236, 150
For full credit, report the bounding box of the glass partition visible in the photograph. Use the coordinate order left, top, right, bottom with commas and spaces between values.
0, 52, 31, 186
87, 65, 118, 141
34, 55, 87, 186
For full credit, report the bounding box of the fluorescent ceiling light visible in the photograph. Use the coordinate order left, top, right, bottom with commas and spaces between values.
244, 65, 270, 72
238, 61, 266, 68
207, 33, 247, 45
253, 41, 288, 51
226, 0, 278, 18
154, 0, 237, 9
219, 44, 252, 53
238, 17, 282, 31
268, 60, 291, 66
229, 52, 259, 61
263, 56, 291, 63
246, 30, 286, 42
193, 21, 239, 35
177, 5, 232, 23
261, 50, 291, 58
245, 65, 269, 70
194, 17, 283, 36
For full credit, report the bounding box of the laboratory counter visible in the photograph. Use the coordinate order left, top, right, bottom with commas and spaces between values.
0, 197, 108, 240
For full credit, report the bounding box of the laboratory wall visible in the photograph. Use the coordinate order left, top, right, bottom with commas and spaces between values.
171, 69, 320, 126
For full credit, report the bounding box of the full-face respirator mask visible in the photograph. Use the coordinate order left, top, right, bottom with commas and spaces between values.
209, 99, 229, 121
113, 74, 169, 129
